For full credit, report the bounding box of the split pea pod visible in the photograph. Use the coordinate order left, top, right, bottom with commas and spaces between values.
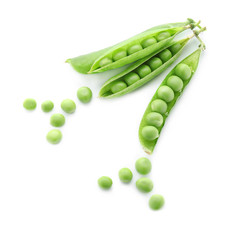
66, 19, 198, 74
139, 42, 205, 154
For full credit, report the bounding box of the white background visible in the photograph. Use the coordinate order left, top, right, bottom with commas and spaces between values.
0, 0, 235, 239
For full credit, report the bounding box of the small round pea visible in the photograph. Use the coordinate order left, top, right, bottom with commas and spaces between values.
147, 57, 163, 71
136, 177, 153, 193
156, 31, 171, 41
158, 49, 172, 63
113, 50, 127, 61
158, 86, 174, 102
124, 72, 140, 86
50, 113, 65, 127
146, 112, 164, 127
61, 99, 76, 114
111, 81, 127, 94
135, 157, 152, 175
169, 43, 182, 55
127, 44, 143, 55
175, 63, 192, 81
98, 176, 113, 190
46, 129, 62, 144
167, 75, 183, 92
149, 194, 165, 210
151, 99, 168, 114
99, 57, 113, 67
41, 100, 54, 112
77, 87, 92, 103
142, 126, 159, 141
141, 37, 157, 48
119, 168, 133, 183
23, 98, 37, 111
136, 64, 151, 78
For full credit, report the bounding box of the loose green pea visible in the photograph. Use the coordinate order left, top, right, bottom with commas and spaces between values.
61, 99, 76, 114
142, 37, 157, 48
158, 49, 172, 63
98, 176, 113, 189
23, 98, 37, 111
146, 112, 163, 127
135, 157, 152, 175
151, 99, 168, 114
167, 75, 183, 92
119, 168, 133, 183
46, 129, 62, 144
169, 43, 182, 55
124, 72, 140, 86
50, 113, 65, 127
147, 57, 163, 71
41, 100, 54, 112
99, 57, 113, 67
158, 86, 174, 102
127, 44, 143, 55
136, 64, 151, 78
113, 50, 127, 61
156, 31, 171, 41
111, 81, 127, 94
175, 63, 192, 81
149, 194, 165, 210
136, 177, 153, 193
77, 87, 92, 103
142, 126, 159, 141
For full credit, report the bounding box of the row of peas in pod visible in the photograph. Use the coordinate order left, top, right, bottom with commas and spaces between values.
98, 157, 164, 211
23, 87, 92, 144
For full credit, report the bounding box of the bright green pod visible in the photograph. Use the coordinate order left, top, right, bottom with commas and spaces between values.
66, 19, 197, 74
139, 47, 203, 154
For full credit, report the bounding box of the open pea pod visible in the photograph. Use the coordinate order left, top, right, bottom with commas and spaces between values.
66, 19, 197, 74
139, 47, 204, 154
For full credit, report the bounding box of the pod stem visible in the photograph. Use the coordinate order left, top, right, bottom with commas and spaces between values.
193, 27, 207, 50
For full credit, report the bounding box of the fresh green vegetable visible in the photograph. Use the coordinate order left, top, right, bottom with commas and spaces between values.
119, 168, 133, 183
23, 98, 37, 110
98, 176, 113, 189
41, 100, 54, 112
136, 178, 153, 193
135, 157, 152, 175
149, 194, 165, 210
77, 87, 92, 103
61, 99, 76, 114
46, 129, 62, 144
50, 113, 65, 127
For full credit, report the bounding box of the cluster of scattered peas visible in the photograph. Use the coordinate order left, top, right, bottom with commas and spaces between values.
141, 63, 192, 141
109, 42, 182, 94
98, 157, 164, 211
23, 87, 93, 144
99, 31, 172, 69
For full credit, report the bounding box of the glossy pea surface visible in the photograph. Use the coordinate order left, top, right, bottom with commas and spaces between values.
136, 64, 151, 78
142, 126, 159, 141
61, 99, 76, 114
159, 49, 172, 63
50, 113, 65, 127
170, 43, 182, 55
113, 50, 127, 61
158, 86, 174, 102
167, 76, 183, 92
142, 37, 157, 48
147, 57, 163, 70
151, 99, 168, 114
146, 112, 163, 127
99, 57, 113, 67
175, 63, 192, 81
124, 72, 140, 86
23, 98, 37, 110
98, 176, 113, 189
136, 177, 153, 193
119, 168, 133, 183
135, 157, 152, 175
41, 100, 54, 112
111, 81, 127, 93
127, 44, 143, 55
149, 194, 165, 210
77, 87, 92, 103
156, 31, 171, 41
46, 129, 62, 144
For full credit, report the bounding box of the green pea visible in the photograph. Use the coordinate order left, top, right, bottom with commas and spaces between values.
136, 64, 151, 78
156, 31, 171, 41
46, 129, 62, 144
135, 157, 152, 175
151, 99, 168, 114
147, 57, 163, 71
77, 87, 92, 103
167, 75, 183, 92
146, 112, 163, 127
41, 100, 54, 112
124, 72, 140, 86
119, 168, 133, 183
99, 57, 113, 67
23, 98, 37, 111
113, 50, 127, 61
158, 49, 172, 63
158, 86, 174, 102
149, 194, 165, 210
98, 176, 113, 190
141, 37, 157, 48
175, 63, 192, 81
111, 81, 127, 94
61, 99, 76, 114
169, 43, 182, 55
136, 177, 153, 193
50, 113, 65, 127
127, 44, 143, 55
142, 126, 159, 141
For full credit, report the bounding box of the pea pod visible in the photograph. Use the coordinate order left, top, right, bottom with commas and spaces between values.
66, 19, 197, 74
139, 45, 204, 154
